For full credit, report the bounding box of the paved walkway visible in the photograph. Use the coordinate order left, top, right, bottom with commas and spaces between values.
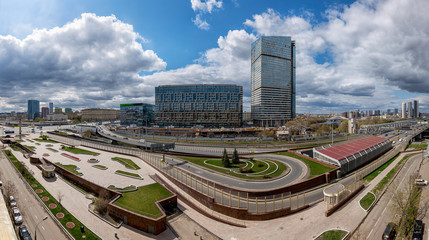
13, 135, 177, 240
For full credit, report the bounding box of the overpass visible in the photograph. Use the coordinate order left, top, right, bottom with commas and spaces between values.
358, 120, 417, 134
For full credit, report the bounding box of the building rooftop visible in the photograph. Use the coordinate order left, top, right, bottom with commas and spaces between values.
317, 136, 388, 161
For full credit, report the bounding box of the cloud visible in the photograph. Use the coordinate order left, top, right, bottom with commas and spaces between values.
0, 13, 166, 111
190, 0, 223, 30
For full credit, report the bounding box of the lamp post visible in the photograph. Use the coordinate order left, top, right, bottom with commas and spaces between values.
35, 216, 48, 240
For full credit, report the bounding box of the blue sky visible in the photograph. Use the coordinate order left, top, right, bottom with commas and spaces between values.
0, 0, 428, 114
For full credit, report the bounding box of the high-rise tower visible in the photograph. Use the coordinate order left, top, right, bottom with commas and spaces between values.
251, 36, 295, 127
27, 100, 40, 120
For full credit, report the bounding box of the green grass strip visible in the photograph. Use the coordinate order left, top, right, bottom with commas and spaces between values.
108, 185, 137, 192
364, 155, 399, 182
115, 170, 141, 179
316, 230, 348, 240
360, 192, 376, 210
113, 183, 172, 218
274, 152, 334, 178
92, 165, 107, 170
61, 145, 100, 156
111, 157, 140, 170
47, 147, 58, 152
407, 143, 428, 150
56, 162, 83, 176
23, 145, 36, 150
3, 150, 100, 239
33, 138, 58, 143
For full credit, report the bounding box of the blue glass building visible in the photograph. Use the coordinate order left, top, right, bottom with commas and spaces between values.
155, 84, 243, 127
27, 100, 40, 120
251, 36, 296, 127
120, 103, 153, 126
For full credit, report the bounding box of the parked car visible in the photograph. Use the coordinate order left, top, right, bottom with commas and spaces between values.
9, 196, 17, 207
412, 220, 423, 240
382, 222, 396, 240
12, 207, 23, 225
19, 225, 32, 240
415, 179, 428, 186
0, 180, 3, 187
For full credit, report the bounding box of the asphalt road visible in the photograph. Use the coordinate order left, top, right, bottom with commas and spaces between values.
0, 148, 68, 240
356, 153, 422, 239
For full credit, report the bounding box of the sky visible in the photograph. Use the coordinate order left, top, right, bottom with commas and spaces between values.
0, 0, 428, 114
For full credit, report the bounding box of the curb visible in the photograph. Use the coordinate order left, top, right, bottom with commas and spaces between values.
313, 228, 350, 240
358, 191, 376, 212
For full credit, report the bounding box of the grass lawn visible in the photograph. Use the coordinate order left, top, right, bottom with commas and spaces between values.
16, 139, 24, 142
3, 150, 100, 239
360, 192, 376, 210
113, 183, 172, 218
33, 138, 58, 143
373, 153, 419, 195
407, 143, 428, 150
47, 147, 58, 152
56, 162, 83, 176
26, 139, 34, 142
23, 145, 35, 150
115, 170, 142, 179
275, 152, 334, 178
108, 185, 137, 192
316, 229, 348, 240
177, 156, 287, 180
93, 164, 107, 170
364, 155, 399, 182
111, 157, 141, 170
62, 145, 100, 156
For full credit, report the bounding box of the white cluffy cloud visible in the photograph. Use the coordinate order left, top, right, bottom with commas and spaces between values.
190, 0, 223, 30
0, 13, 166, 111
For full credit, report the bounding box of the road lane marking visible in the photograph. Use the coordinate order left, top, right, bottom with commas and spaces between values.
42, 226, 45, 231
34, 215, 38, 219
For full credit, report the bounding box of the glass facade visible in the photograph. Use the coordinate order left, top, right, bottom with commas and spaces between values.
120, 103, 154, 126
155, 84, 243, 127
27, 100, 40, 120
251, 36, 296, 127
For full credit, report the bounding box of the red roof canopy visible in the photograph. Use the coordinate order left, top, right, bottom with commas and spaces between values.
317, 136, 388, 161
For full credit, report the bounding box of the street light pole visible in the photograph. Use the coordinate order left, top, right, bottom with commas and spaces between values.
35, 216, 48, 240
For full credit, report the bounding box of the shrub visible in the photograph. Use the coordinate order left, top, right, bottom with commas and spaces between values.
263, 175, 272, 179
258, 162, 264, 167
240, 168, 253, 173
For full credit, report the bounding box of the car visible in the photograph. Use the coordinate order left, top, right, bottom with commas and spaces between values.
139, 139, 145, 143
382, 222, 396, 240
12, 207, 23, 225
412, 220, 423, 240
415, 179, 428, 186
9, 196, 17, 207
123, 137, 128, 140
0, 180, 2, 187
19, 225, 32, 240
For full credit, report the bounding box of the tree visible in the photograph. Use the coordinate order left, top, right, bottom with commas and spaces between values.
94, 190, 110, 216
2, 181, 17, 201
82, 130, 92, 138
232, 148, 240, 164
222, 149, 230, 168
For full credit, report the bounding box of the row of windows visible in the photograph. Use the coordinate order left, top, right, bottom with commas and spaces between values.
156, 85, 242, 94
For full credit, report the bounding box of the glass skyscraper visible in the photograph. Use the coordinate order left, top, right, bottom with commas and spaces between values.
155, 84, 243, 127
120, 103, 153, 126
27, 100, 40, 120
251, 36, 295, 127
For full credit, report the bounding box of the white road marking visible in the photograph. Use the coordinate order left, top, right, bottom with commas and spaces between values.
34, 215, 38, 220
42, 226, 45, 231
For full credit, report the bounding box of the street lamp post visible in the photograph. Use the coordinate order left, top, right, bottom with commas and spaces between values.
35, 216, 48, 240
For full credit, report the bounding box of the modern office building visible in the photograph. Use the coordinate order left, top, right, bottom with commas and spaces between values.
27, 100, 40, 120
82, 108, 119, 121
408, 102, 413, 118
49, 102, 53, 113
402, 102, 407, 118
41, 107, 50, 118
155, 84, 243, 127
55, 107, 62, 113
65, 108, 73, 114
251, 36, 296, 127
120, 103, 153, 126
414, 100, 419, 118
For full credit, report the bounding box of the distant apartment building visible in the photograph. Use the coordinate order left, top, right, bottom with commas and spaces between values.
155, 84, 243, 128
41, 107, 50, 118
81, 108, 119, 122
408, 102, 413, 118
120, 103, 153, 126
251, 36, 296, 127
55, 107, 62, 113
47, 113, 67, 121
402, 102, 407, 118
49, 102, 54, 113
65, 108, 73, 114
27, 100, 40, 120
414, 100, 419, 118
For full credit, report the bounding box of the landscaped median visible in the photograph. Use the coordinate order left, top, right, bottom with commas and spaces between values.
3, 150, 100, 239
55, 162, 83, 176
93, 164, 108, 170
176, 155, 287, 180
314, 229, 349, 240
115, 170, 143, 179
359, 192, 376, 211
274, 151, 335, 178
111, 156, 141, 170
61, 145, 100, 156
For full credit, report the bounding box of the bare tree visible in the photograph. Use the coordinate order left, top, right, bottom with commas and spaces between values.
2, 181, 17, 201
57, 192, 64, 204
94, 190, 110, 216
